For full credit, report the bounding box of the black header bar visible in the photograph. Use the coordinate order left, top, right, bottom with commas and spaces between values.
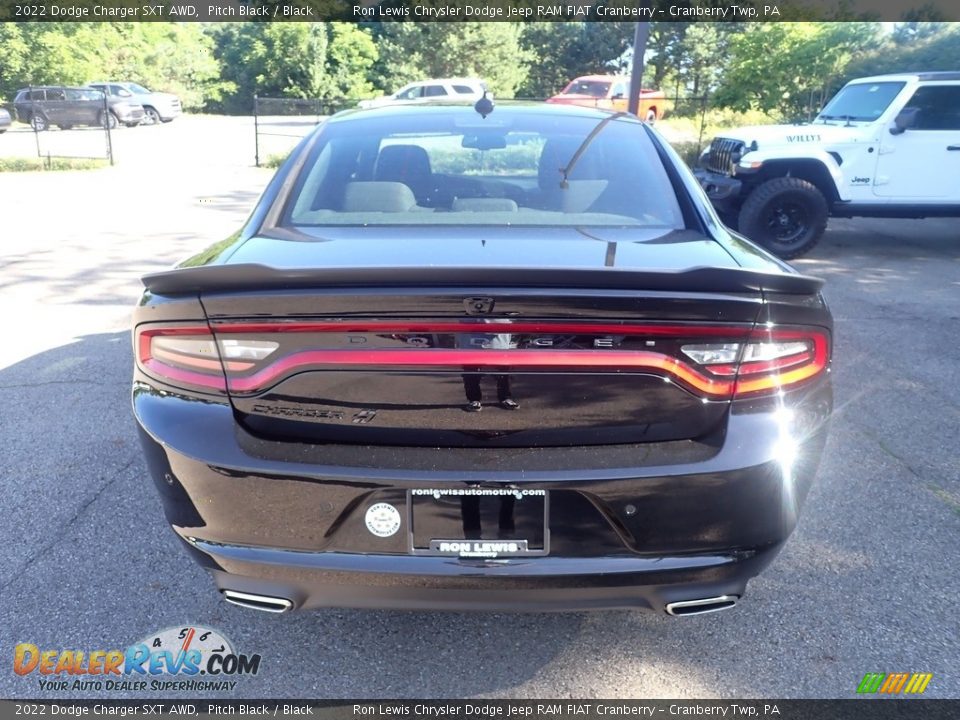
1, 701, 959, 720
1, 0, 959, 22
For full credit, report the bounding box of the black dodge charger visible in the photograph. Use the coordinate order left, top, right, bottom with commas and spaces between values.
133, 103, 832, 615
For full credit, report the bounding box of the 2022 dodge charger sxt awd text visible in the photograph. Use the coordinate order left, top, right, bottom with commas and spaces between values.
133, 103, 833, 616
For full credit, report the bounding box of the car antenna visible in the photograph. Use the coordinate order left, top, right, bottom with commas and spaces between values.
474, 92, 494, 119
559, 112, 630, 189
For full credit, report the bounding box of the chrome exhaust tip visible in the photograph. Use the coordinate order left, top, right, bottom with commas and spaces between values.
665, 595, 738, 617
222, 590, 293, 614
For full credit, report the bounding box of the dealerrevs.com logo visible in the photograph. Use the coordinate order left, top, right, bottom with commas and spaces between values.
13, 626, 261, 692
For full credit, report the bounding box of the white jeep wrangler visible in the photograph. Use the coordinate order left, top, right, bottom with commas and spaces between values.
694, 72, 960, 258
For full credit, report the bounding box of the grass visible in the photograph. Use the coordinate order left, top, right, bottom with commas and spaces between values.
659, 107, 784, 167
261, 152, 290, 169
0, 156, 109, 172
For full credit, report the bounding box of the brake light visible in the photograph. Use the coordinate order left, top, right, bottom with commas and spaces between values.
135, 325, 279, 393
681, 327, 829, 398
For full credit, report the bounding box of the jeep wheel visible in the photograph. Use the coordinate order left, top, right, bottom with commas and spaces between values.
142, 107, 161, 125
30, 114, 49, 132
737, 177, 828, 259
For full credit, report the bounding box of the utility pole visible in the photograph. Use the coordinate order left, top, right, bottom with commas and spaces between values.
628, 15, 651, 117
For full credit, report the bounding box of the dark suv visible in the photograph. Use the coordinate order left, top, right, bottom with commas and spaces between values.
13, 86, 144, 131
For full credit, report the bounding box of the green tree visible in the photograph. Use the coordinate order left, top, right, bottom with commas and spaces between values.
209, 23, 328, 112
0, 23, 29, 100
845, 23, 960, 80
517, 22, 633, 98
371, 23, 531, 98
713, 22, 882, 120
1, 22, 223, 110
321, 23, 378, 101
646, 22, 688, 92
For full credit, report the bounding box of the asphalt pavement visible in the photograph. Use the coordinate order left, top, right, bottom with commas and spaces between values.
0, 116, 957, 699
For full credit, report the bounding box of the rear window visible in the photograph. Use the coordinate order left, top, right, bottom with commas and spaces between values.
283, 110, 684, 229
561, 80, 612, 98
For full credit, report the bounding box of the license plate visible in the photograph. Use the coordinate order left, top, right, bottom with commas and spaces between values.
410, 488, 548, 557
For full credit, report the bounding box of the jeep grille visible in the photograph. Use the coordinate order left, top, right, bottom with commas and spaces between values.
706, 138, 745, 176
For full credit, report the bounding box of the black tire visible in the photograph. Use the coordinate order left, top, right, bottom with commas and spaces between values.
143, 107, 161, 125
718, 211, 739, 231
737, 177, 828, 259
99, 110, 119, 130
58, 124, 73, 131
30, 114, 49, 132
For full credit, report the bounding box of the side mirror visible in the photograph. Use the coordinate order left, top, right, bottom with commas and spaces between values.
890, 107, 919, 135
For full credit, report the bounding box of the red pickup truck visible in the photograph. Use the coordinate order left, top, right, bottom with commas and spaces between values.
546, 75, 666, 123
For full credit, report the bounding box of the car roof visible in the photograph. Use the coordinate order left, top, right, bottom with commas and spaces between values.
17, 86, 99, 92
335, 101, 636, 124
404, 78, 485, 86
570, 75, 627, 82
849, 71, 960, 84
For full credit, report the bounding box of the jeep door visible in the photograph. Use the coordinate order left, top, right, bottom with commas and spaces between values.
874, 84, 960, 199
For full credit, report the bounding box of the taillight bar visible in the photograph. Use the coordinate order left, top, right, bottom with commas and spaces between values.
224, 348, 737, 397
135, 321, 829, 400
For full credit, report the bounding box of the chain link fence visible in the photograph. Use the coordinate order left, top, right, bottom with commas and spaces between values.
253, 96, 360, 167
8, 86, 116, 167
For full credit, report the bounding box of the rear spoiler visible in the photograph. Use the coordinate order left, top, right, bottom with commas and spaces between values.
142, 263, 824, 296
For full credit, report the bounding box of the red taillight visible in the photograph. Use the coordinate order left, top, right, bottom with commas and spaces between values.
682, 327, 829, 398
135, 321, 828, 400
135, 325, 280, 393
136, 325, 227, 392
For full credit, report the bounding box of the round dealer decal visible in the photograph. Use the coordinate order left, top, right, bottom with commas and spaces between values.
365, 503, 401, 537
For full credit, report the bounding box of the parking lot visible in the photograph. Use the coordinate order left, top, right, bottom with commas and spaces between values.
0, 116, 958, 699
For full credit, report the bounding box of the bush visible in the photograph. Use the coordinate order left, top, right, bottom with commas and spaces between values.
0, 157, 108, 172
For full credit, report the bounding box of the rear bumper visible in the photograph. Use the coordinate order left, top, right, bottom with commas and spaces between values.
134, 377, 831, 613
201, 544, 778, 612
156, 104, 181, 121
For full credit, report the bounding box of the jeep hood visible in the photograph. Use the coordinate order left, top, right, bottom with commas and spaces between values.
712, 122, 867, 148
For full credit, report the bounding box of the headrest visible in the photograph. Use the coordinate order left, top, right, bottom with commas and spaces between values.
375, 144, 432, 182
342, 182, 418, 212
558, 180, 609, 213
538, 137, 602, 190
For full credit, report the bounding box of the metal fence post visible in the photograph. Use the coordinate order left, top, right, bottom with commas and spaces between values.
30, 85, 42, 158
103, 90, 114, 166
254, 94, 260, 167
